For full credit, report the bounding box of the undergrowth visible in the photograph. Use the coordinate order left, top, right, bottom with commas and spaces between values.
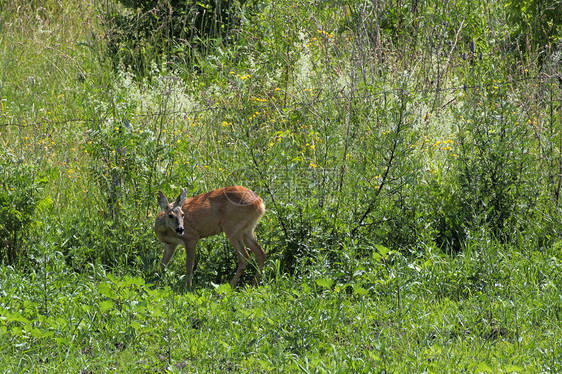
1, 241, 561, 372
1, 0, 561, 372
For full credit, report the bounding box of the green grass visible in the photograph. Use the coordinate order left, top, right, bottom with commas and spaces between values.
1, 243, 561, 372
1, 0, 562, 372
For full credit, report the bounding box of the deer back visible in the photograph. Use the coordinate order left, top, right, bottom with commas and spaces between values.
183, 186, 264, 238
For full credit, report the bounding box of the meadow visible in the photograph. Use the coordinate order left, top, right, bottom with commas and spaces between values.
0, 0, 561, 372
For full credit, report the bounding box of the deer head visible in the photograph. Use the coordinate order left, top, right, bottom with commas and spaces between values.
157, 188, 187, 235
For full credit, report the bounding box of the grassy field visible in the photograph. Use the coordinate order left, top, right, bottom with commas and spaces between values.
1, 0, 562, 372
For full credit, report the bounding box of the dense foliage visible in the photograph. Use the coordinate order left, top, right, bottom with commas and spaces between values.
0, 0, 561, 371
104, 0, 249, 74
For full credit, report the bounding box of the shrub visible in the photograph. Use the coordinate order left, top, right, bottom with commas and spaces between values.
103, 0, 252, 74
451, 85, 538, 244
0, 152, 46, 265
506, 0, 562, 63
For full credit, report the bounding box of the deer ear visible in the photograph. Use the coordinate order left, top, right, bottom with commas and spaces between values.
176, 188, 187, 207
157, 191, 169, 210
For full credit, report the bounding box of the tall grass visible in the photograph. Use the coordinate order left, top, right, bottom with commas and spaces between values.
1, 0, 561, 371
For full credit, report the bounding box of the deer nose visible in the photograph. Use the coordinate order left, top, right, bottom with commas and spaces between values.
176, 227, 184, 235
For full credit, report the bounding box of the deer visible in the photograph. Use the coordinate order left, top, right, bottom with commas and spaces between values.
154, 186, 266, 288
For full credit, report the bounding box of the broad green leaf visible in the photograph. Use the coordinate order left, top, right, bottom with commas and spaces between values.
504, 365, 524, 373
99, 300, 114, 313
98, 282, 114, 298
30, 327, 53, 339
6, 312, 28, 324
476, 362, 493, 373
214, 283, 233, 295
375, 244, 391, 257
130, 321, 142, 330
352, 284, 369, 296
125, 275, 145, 288
37, 196, 53, 212
316, 278, 334, 288
150, 306, 165, 319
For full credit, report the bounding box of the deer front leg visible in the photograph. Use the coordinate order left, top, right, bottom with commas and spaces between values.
184, 239, 198, 287
160, 242, 178, 275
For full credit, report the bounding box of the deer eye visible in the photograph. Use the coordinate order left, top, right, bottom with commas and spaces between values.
168, 214, 174, 219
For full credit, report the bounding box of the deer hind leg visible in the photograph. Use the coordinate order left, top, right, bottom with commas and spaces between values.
160, 242, 179, 274
226, 233, 251, 288
243, 230, 265, 285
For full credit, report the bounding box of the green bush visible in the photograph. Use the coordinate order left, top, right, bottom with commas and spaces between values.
86, 120, 171, 226
0, 152, 46, 265
103, 0, 252, 74
455, 86, 537, 241
506, 0, 562, 59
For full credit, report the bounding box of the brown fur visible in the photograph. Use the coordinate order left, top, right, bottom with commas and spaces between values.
155, 186, 266, 288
